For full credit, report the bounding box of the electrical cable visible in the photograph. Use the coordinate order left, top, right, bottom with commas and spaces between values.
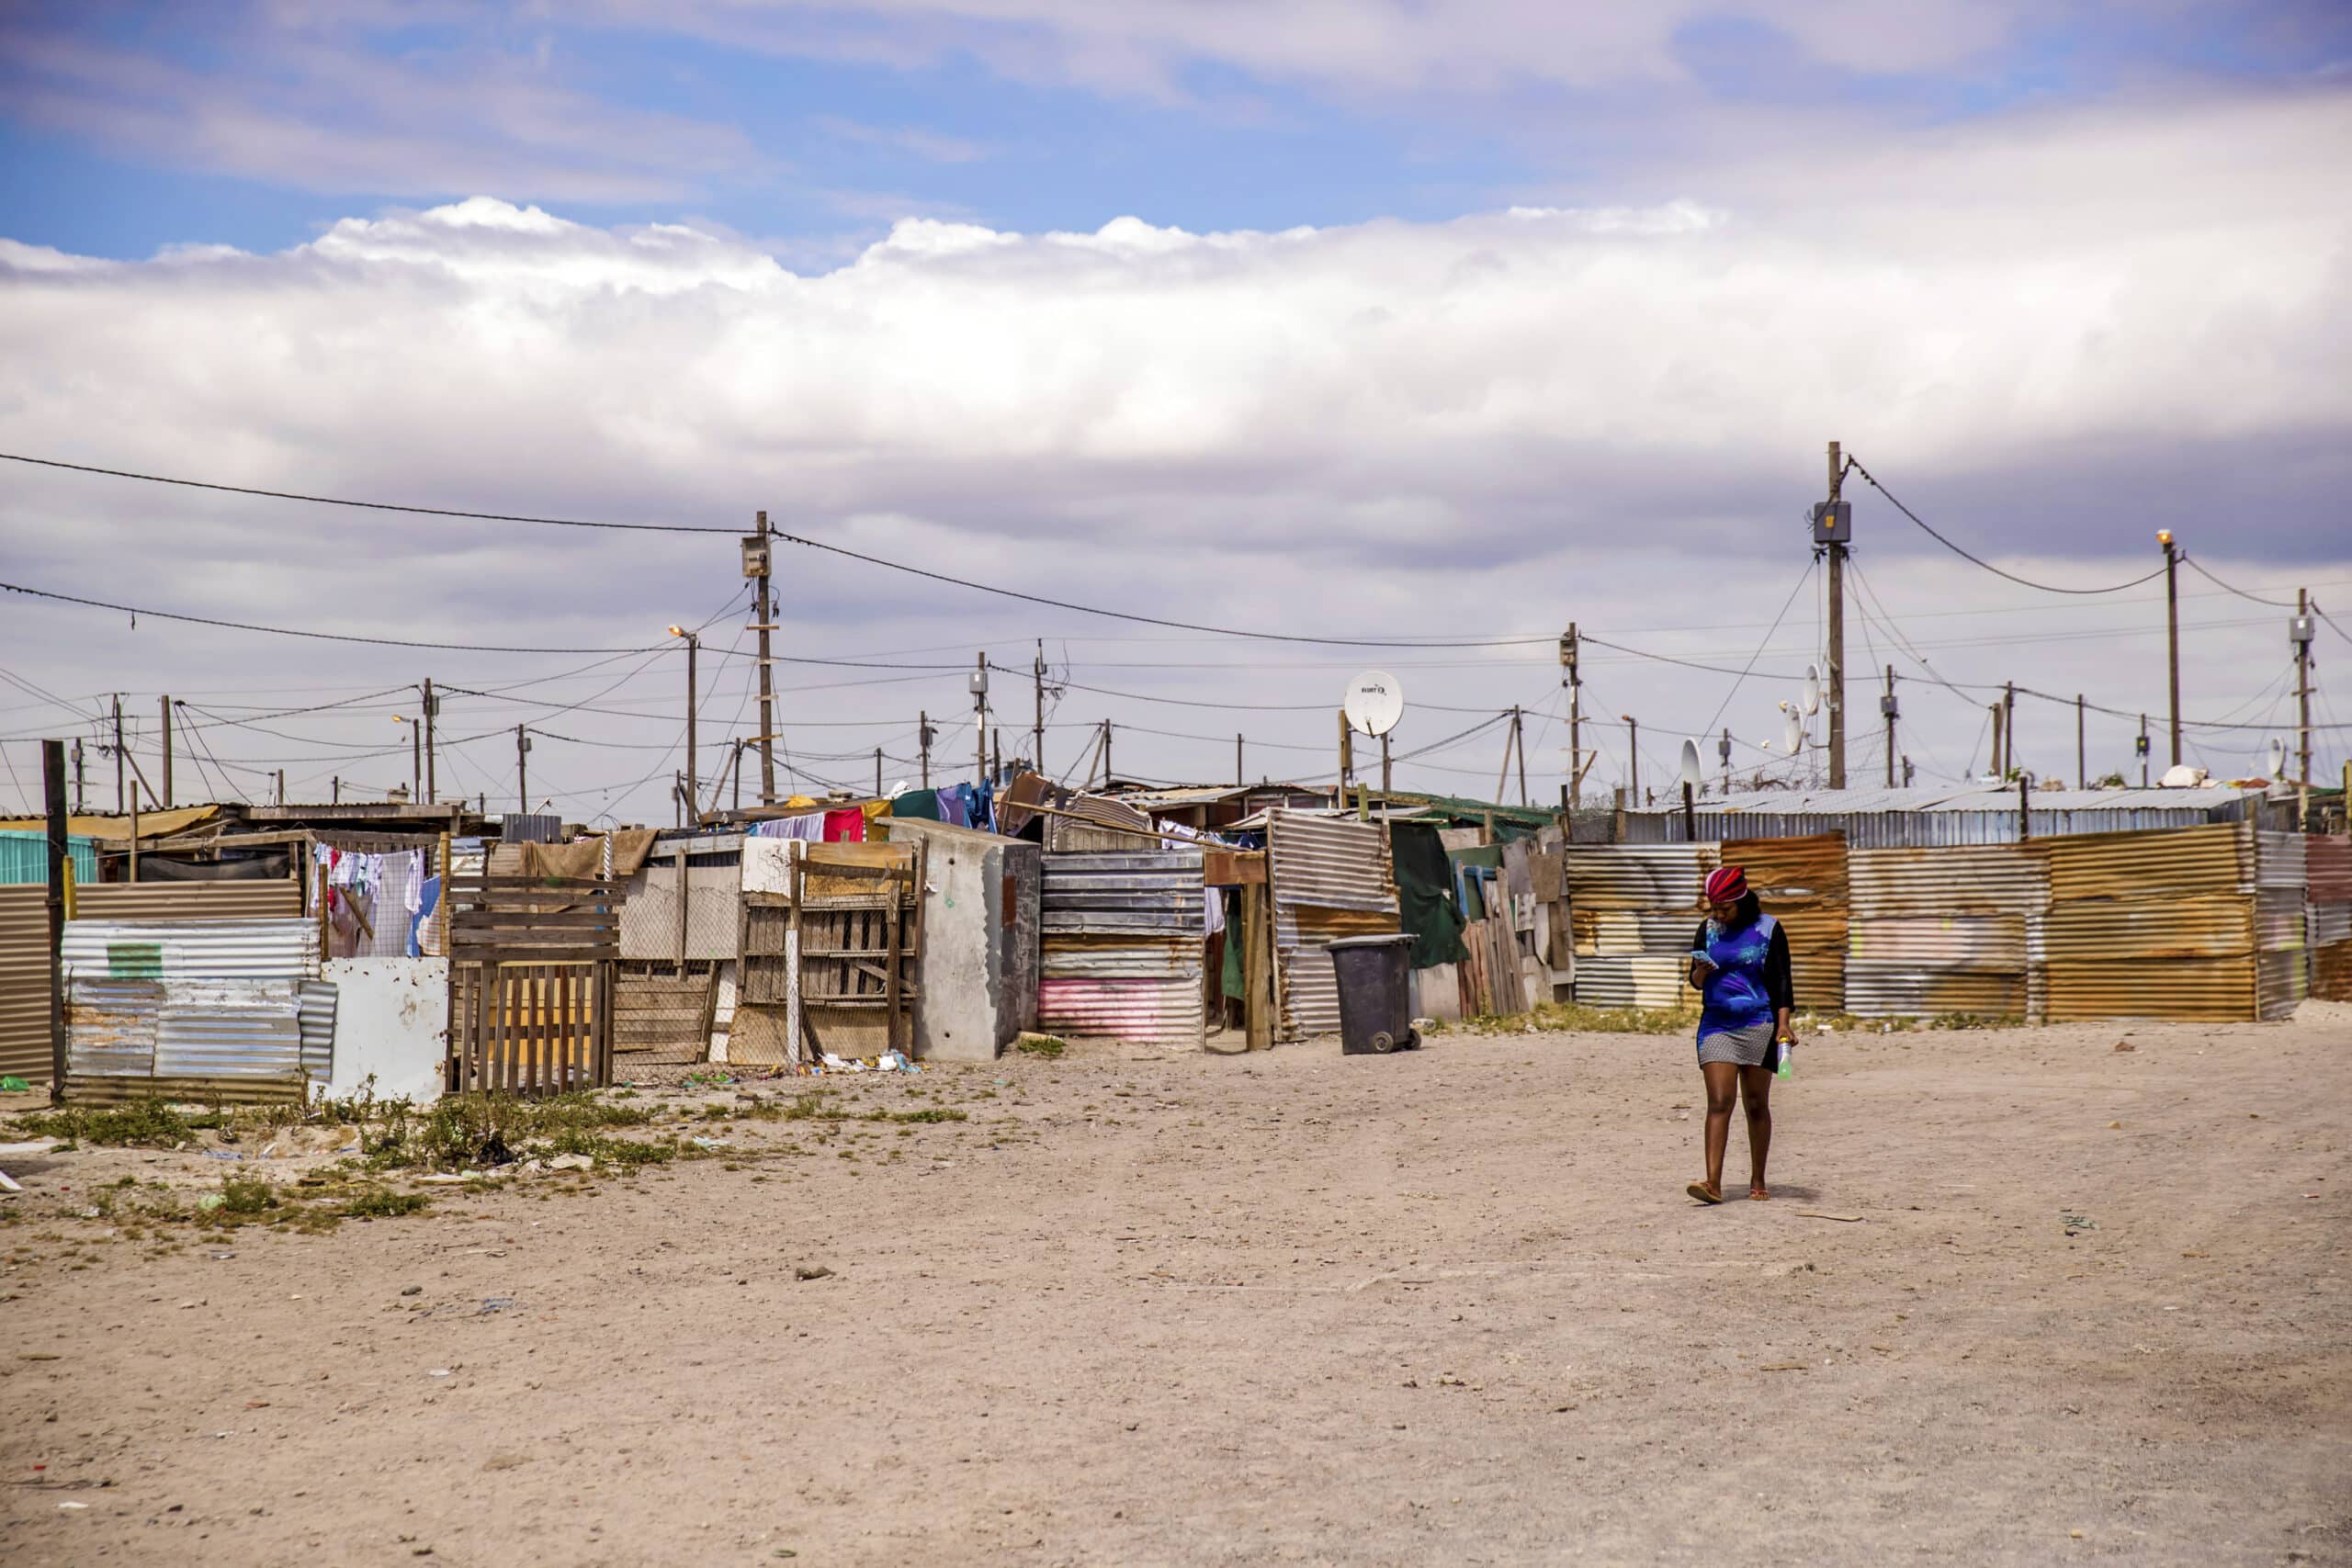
1699, 555, 1816, 738
1843, 457, 2170, 595
2, 580, 674, 655
2180, 556, 2298, 609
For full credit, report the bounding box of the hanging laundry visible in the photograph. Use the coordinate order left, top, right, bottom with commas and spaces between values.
892, 789, 944, 821
822, 807, 865, 843
753, 813, 826, 840
939, 786, 973, 828
1204, 886, 1226, 938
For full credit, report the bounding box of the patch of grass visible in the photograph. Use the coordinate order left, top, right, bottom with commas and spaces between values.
342, 1188, 430, 1219
1013, 1034, 1067, 1059
1462, 1000, 1699, 1036
218, 1177, 278, 1215
8, 1099, 211, 1147
1924, 1011, 2024, 1031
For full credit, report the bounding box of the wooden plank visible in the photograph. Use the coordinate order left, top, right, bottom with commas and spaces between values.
1204, 850, 1267, 887
451, 911, 622, 930
885, 886, 901, 1056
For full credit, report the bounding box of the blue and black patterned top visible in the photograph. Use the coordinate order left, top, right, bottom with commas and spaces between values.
1689, 911, 1793, 1045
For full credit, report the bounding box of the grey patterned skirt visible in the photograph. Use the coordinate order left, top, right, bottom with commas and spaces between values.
1696, 1020, 1775, 1067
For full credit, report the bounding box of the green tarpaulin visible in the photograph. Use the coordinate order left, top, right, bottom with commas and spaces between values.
1389, 822, 1468, 968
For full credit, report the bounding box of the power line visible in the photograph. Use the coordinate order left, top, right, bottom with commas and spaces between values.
1701, 555, 1816, 737
1843, 457, 2169, 595
2, 580, 675, 655
2180, 555, 2297, 609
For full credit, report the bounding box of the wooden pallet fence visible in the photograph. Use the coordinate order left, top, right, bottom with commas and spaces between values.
446, 875, 621, 1094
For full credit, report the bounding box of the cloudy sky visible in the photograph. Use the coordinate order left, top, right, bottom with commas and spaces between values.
3, 1, 2349, 823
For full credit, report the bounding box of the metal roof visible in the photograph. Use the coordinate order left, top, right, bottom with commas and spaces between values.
1630, 784, 2267, 816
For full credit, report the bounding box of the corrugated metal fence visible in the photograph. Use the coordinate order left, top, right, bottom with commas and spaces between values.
2310, 836, 2352, 1001
61, 917, 323, 1104
1848, 843, 2046, 1021
1267, 811, 1400, 1041
1036, 850, 1205, 1048
1564, 842, 1715, 1010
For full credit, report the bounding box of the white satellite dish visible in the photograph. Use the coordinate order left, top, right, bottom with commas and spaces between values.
1802, 664, 1822, 716
1342, 671, 1405, 737
1782, 710, 1805, 754
2265, 739, 2287, 777
1679, 737, 1702, 787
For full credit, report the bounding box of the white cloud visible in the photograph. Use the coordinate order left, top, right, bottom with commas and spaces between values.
2, 90, 2346, 819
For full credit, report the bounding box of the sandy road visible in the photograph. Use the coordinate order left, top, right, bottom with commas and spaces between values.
4, 1006, 2348, 1566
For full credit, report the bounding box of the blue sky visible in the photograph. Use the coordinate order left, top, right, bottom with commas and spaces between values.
3, 2, 2348, 817
4, 1, 2345, 263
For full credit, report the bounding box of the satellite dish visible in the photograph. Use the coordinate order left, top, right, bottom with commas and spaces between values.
1342, 671, 1404, 737
1679, 737, 1702, 787
1782, 711, 1804, 754
1802, 664, 1822, 716
2265, 739, 2287, 777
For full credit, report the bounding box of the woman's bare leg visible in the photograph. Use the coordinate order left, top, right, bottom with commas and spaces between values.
1698, 1060, 1740, 1196
1738, 1065, 1773, 1197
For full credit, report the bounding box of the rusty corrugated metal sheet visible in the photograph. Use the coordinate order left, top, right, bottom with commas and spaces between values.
1267, 811, 1399, 1040
1036, 851, 1204, 1048
1849, 843, 2048, 919
0, 886, 47, 1079
1724, 833, 1847, 1011
2046, 958, 2256, 1022
2256, 831, 2307, 891
2308, 836, 2352, 904
1560, 843, 1717, 911
67, 976, 307, 1084
2256, 950, 2307, 1021
0, 883, 301, 1084
2312, 903, 2352, 949
1571, 908, 1700, 958
2043, 822, 2252, 903
2314, 941, 2352, 1001
2040, 896, 2254, 960
1569, 955, 1688, 1010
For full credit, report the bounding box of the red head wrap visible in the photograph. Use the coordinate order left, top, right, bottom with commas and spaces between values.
1705, 865, 1748, 905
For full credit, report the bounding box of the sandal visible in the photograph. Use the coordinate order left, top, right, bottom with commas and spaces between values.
1686, 1181, 1724, 1205
1748, 1186, 1770, 1201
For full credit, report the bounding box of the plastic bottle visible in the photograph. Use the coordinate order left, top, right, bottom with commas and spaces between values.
1776, 1037, 1794, 1080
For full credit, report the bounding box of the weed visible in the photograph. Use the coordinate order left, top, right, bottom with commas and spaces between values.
218, 1178, 278, 1215
8, 1100, 205, 1147
343, 1189, 430, 1220
1014, 1035, 1067, 1059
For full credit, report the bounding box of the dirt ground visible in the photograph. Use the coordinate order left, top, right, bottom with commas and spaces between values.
3, 1004, 2348, 1567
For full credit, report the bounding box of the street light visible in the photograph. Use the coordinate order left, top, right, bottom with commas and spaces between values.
669, 626, 700, 825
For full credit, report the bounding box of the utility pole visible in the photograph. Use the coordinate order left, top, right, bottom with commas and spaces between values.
972, 654, 988, 787
1033, 641, 1046, 780
2075, 694, 2086, 791
2138, 714, 2150, 788
42, 739, 67, 1102
422, 678, 437, 805
1337, 709, 1352, 805
1562, 625, 1583, 808
71, 739, 85, 814
919, 711, 933, 788
751, 512, 777, 807
1818, 441, 1849, 789
1236, 733, 1243, 789
2293, 591, 2315, 795
1883, 666, 1898, 789
111, 694, 124, 813
1382, 731, 1393, 795
1989, 700, 2005, 780
1623, 715, 1639, 802
876, 748, 884, 797
669, 626, 700, 823
2003, 682, 2017, 778
1720, 728, 1732, 797
159, 694, 174, 807
275, 769, 285, 807
732, 739, 745, 815
333, 775, 340, 805
2158, 530, 2182, 766
515, 725, 531, 813
1098, 723, 1108, 787
1513, 704, 1528, 806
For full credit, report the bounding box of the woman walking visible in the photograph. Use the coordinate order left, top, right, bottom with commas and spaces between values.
1685, 864, 1796, 1204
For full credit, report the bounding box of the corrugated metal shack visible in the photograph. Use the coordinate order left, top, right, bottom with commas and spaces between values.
1036, 850, 1207, 1049
2041, 823, 2260, 1023
61, 916, 326, 1104
1267, 810, 1401, 1041
2310, 836, 2352, 1000
1623, 785, 2282, 846
1564, 842, 1717, 1010
2255, 831, 2310, 1020
1847, 843, 2048, 1021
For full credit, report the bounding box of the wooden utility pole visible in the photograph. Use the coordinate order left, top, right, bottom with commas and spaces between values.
1513, 704, 1527, 806
2294, 590, 2315, 791
515, 725, 530, 812
1382, 730, 1393, 794
2159, 531, 2182, 766
1235, 733, 1243, 789
2138, 714, 2150, 788
1623, 715, 1639, 802
1563, 624, 1582, 808
42, 739, 67, 1102
681, 633, 698, 820
1990, 700, 2005, 779
111, 694, 124, 813
1720, 727, 1732, 796
1883, 665, 1898, 788
422, 678, 437, 804
275, 769, 284, 807
1097, 724, 1107, 787
71, 739, 85, 814
753, 511, 777, 806
158, 694, 173, 807
919, 711, 932, 788
2075, 694, 2086, 790
1824, 441, 1849, 789
1337, 710, 1352, 805
2003, 682, 2017, 778
876, 748, 884, 797
1032, 641, 1046, 779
